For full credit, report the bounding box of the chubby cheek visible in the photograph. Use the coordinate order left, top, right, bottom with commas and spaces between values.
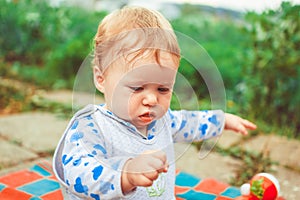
126, 95, 143, 117
108, 87, 132, 120
159, 95, 172, 113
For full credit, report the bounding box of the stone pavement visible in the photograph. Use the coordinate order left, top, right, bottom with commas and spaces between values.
0, 90, 300, 199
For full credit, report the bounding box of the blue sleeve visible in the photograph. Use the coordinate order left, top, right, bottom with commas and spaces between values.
61, 115, 134, 199
167, 109, 225, 143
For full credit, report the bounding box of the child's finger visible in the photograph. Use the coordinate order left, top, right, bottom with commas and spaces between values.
143, 170, 160, 181
143, 150, 168, 173
145, 155, 167, 173
237, 124, 248, 135
148, 150, 167, 163
143, 150, 167, 165
242, 119, 257, 130
133, 174, 154, 187
158, 164, 169, 173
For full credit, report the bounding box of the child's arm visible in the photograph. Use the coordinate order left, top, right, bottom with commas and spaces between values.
61, 116, 137, 199
169, 109, 256, 142
224, 113, 257, 135
121, 150, 168, 194
170, 109, 225, 142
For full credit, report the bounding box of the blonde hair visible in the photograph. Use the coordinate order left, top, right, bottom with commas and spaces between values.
93, 6, 180, 74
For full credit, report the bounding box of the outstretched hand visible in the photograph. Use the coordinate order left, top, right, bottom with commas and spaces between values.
224, 113, 257, 135
121, 150, 168, 194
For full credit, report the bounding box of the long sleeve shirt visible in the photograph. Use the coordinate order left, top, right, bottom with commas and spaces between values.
53, 104, 225, 200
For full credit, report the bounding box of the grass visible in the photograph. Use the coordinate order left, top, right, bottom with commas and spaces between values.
217, 146, 277, 186
30, 95, 75, 119
194, 137, 278, 187
0, 76, 75, 118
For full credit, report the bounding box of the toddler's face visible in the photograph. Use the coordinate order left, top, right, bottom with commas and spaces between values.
98, 54, 178, 134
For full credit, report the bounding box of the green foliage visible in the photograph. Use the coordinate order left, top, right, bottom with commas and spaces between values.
0, 0, 106, 88
193, 142, 276, 187
171, 6, 251, 104
243, 2, 300, 137
30, 95, 75, 119
1, 1, 299, 139
217, 146, 276, 187
1, 0, 57, 63
0, 76, 35, 114
44, 6, 106, 87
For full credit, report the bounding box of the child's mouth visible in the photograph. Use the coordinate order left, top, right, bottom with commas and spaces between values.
139, 112, 154, 123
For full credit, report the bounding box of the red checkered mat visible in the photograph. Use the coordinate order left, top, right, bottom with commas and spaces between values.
0, 161, 284, 200
0, 161, 62, 200
175, 170, 241, 200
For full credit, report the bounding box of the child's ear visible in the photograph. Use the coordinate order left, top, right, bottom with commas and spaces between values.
93, 67, 105, 93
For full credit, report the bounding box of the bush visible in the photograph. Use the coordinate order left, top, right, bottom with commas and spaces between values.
171, 5, 251, 105
0, 0, 106, 88
0, 0, 57, 63
0, 77, 35, 114
243, 2, 300, 137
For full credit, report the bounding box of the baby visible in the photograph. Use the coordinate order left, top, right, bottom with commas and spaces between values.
53, 6, 256, 200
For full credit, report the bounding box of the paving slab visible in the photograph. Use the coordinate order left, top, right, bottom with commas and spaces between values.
217, 130, 243, 149
39, 90, 104, 108
0, 139, 38, 168
0, 112, 69, 153
272, 165, 300, 200
174, 143, 242, 183
240, 135, 300, 170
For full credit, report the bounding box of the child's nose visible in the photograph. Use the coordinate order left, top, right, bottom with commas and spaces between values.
142, 92, 158, 106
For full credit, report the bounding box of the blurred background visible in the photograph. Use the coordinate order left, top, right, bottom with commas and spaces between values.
1, 0, 299, 137
0, 0, 299, 191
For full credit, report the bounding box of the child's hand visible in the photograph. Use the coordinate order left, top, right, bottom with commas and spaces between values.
224, 113, 257, 135
121, 150, 168, 194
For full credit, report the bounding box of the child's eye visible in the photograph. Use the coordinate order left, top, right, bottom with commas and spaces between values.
158, 87, 170, 93
130, 87, 143, 92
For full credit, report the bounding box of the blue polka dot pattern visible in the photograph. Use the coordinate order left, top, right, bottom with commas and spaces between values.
86, 115, 93, 120
208, 115, 220, 126
92, 165, 103, 181
70, 132, 83, 142
71, 120, 79, 130
74, 177, 88, 195
179, 120, 187, 131
147, 134, 154, 140
58, 105, 225, 199
87, 122, 94, 127
62, 154, 73, 166
99, 180, 114, 194
90, 193, 100, 200
93, 144, 107, 155
199, 124, 208, 135
73, 158, 82, 166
